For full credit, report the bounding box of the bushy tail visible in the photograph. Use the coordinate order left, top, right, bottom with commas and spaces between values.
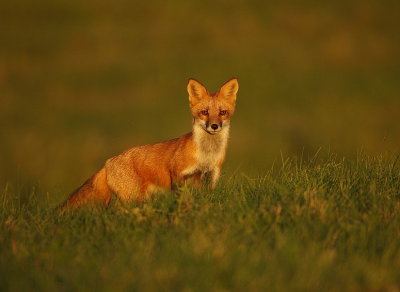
58, 168, 112, 212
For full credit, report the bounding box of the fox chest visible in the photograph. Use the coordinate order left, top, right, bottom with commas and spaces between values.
198, 149, 225, 171
179, 128, 229, 178
180, 147, 225, 177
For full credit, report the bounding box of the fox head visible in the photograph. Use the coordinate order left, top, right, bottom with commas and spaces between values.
187, 78, 238, 135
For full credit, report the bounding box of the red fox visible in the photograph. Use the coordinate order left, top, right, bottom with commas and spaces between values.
60, 78, 238, 209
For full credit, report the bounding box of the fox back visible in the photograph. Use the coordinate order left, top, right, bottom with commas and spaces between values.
60, 78, 238, 210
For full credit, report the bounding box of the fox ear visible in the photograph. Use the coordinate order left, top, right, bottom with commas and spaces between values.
219, 78, 238, 104
187, 79, 207, 106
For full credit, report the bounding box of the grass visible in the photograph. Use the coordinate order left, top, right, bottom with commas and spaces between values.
1, 154, 400, 291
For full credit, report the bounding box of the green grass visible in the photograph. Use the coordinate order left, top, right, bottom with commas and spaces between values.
1, 155, 400, 291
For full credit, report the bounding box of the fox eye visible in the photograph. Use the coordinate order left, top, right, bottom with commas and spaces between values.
219, 110, 228, 116
200, 110, 209, 116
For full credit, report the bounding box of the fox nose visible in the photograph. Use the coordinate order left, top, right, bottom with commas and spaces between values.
211, 124, 219, 130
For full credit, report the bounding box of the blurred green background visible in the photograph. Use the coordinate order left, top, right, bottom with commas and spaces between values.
1, 0, 399, 199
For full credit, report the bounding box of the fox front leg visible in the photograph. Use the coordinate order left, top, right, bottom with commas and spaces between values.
209, 168, 221, 190
197, 169, 220, 190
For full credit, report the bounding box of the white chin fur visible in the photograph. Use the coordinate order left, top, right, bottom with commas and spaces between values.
205, 128, 221, 135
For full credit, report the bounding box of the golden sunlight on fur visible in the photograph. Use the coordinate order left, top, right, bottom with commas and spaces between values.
60, 78, 238, 210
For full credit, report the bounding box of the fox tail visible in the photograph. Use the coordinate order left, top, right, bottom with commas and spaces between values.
58, 167, 112, 212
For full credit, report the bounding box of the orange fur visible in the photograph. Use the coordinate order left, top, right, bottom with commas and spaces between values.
60, 78, 238, 210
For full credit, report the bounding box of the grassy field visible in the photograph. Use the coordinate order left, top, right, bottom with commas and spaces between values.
1, 0, 400, 291
1, 155, 400, 291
